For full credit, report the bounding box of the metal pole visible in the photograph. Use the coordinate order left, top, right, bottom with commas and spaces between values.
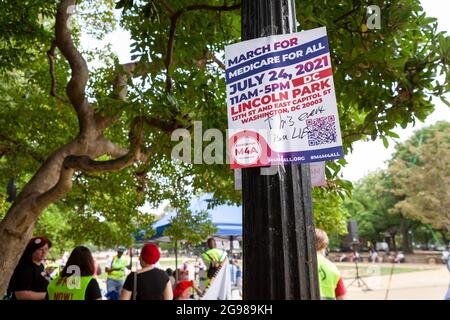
230, 235, 234, 258
175, 240, 178, 282
241, 0, 320, 300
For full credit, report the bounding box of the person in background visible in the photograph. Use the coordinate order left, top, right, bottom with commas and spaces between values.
229, 259, 239, 286
235, 263, 243, 298
351, 250, 360, 263
194, 257, 201, 281
105, 247, 129, 300
120, 243, 172, 300
201, 238, 227, 280
395, 251, 405, 263
6, 236, 52, 300
368, 248, 378, 263
47, 246, 102, 300
441, 245, 449, 264
177, 259, 190, 281
387, 252, 396, 263
166, 268, 176, 288
444, 250, 450, 300
336, 253, 347, 263
173, 280, 202, 300
229, 259, 242, 298
93, 258, 102, 277
315, 228, 346, 300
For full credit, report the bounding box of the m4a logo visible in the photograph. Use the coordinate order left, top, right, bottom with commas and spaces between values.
232, 136, 262, 166
235, 146, 259, 155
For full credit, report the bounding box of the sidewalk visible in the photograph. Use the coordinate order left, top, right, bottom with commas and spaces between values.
344, 264, 449, 300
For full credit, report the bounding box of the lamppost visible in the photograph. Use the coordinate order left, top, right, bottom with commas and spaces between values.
241, 0, 320, 300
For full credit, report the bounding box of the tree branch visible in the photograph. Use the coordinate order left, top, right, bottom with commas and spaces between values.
206, 50, 226, 70
142, 115, 182, 133
111, 61, 165, 101
165, 2, 241, 92
0, 133, 45, 163
34, 165, 75, 211
165, 13, 181, 92
35, 117, 147, 209
95, 137, 128, 158
46, 41, 70, 104
184, 3, 241, 12
158, 0, 176, 15
334, 3, 362, 23
0, 144, 10, 158
55, 0, 94, 132
113, 62, 144, 101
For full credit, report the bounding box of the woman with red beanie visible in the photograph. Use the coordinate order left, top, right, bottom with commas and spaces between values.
120, 243, 173, 300
6, 236, 52, 300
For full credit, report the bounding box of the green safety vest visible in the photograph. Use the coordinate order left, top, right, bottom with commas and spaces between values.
47, 275, 93, 300
108, 256, 128, 281
201, 248, 226, 265
317, 254, 341, 300
201, 248, 226, 286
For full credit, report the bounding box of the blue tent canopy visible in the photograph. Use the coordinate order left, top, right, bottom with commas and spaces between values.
136, 196, 242, 242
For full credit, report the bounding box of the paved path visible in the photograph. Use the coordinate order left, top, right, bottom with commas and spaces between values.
344, 264, 449, 300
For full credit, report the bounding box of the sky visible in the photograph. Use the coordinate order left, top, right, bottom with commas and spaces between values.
81, 0, 450, 186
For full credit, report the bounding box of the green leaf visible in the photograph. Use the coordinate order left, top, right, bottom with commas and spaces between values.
382, 136, 389, 148
387, 131, 400, 139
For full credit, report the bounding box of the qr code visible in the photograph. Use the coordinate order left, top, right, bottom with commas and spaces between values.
306, 115, 337, 146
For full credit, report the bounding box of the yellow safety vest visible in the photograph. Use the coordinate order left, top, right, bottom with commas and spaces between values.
108, 256, 128, 281
201, 248, 226, 265
47, 275, 93, 300
317, 254, 341, 300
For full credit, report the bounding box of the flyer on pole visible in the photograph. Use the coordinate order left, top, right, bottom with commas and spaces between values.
225, 27, 344, 169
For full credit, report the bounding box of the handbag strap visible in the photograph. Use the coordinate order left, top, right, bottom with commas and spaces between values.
205, 252, 216, 262
132, 272, 137, 300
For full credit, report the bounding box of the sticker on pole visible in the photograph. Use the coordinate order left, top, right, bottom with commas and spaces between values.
225, 27, 344, 169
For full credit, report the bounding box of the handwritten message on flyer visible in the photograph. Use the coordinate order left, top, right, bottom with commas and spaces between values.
225, 27, 344, 169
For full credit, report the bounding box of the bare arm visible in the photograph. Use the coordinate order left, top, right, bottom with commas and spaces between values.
192, 282, 203, 297
119, 288, 132, 300
14, 291, 47, 300
163, 280, 173, 300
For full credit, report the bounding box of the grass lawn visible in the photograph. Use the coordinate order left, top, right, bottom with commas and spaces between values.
338, 264, 432, 278
158, 257, 197, 269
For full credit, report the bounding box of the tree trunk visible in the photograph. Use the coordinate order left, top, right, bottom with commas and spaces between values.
402, 231, 413, 254
0, 135, 82, 293
440, 230, 448, 246
0, 0, 143, 295
400, 217, 413, 254
390, 232, 397, 252
0, 204, 40, 296
0, 135, 109, 294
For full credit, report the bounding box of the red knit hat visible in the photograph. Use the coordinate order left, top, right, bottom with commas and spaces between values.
140, 243, 160, 265
174, 280, 193, 298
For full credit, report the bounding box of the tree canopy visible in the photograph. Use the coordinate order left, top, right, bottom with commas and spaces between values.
344, 170, 402, 244
344, 122, 450, 252
389, 121, 450, 231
